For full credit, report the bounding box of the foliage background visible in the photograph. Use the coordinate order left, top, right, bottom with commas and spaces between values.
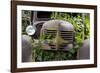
22, 11, 90, 62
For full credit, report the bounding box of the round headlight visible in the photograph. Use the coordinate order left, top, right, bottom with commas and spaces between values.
26, 25, 36, 35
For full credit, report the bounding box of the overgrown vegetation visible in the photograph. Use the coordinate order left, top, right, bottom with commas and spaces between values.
22, 11, 90, 61
22, 10, 31, 34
